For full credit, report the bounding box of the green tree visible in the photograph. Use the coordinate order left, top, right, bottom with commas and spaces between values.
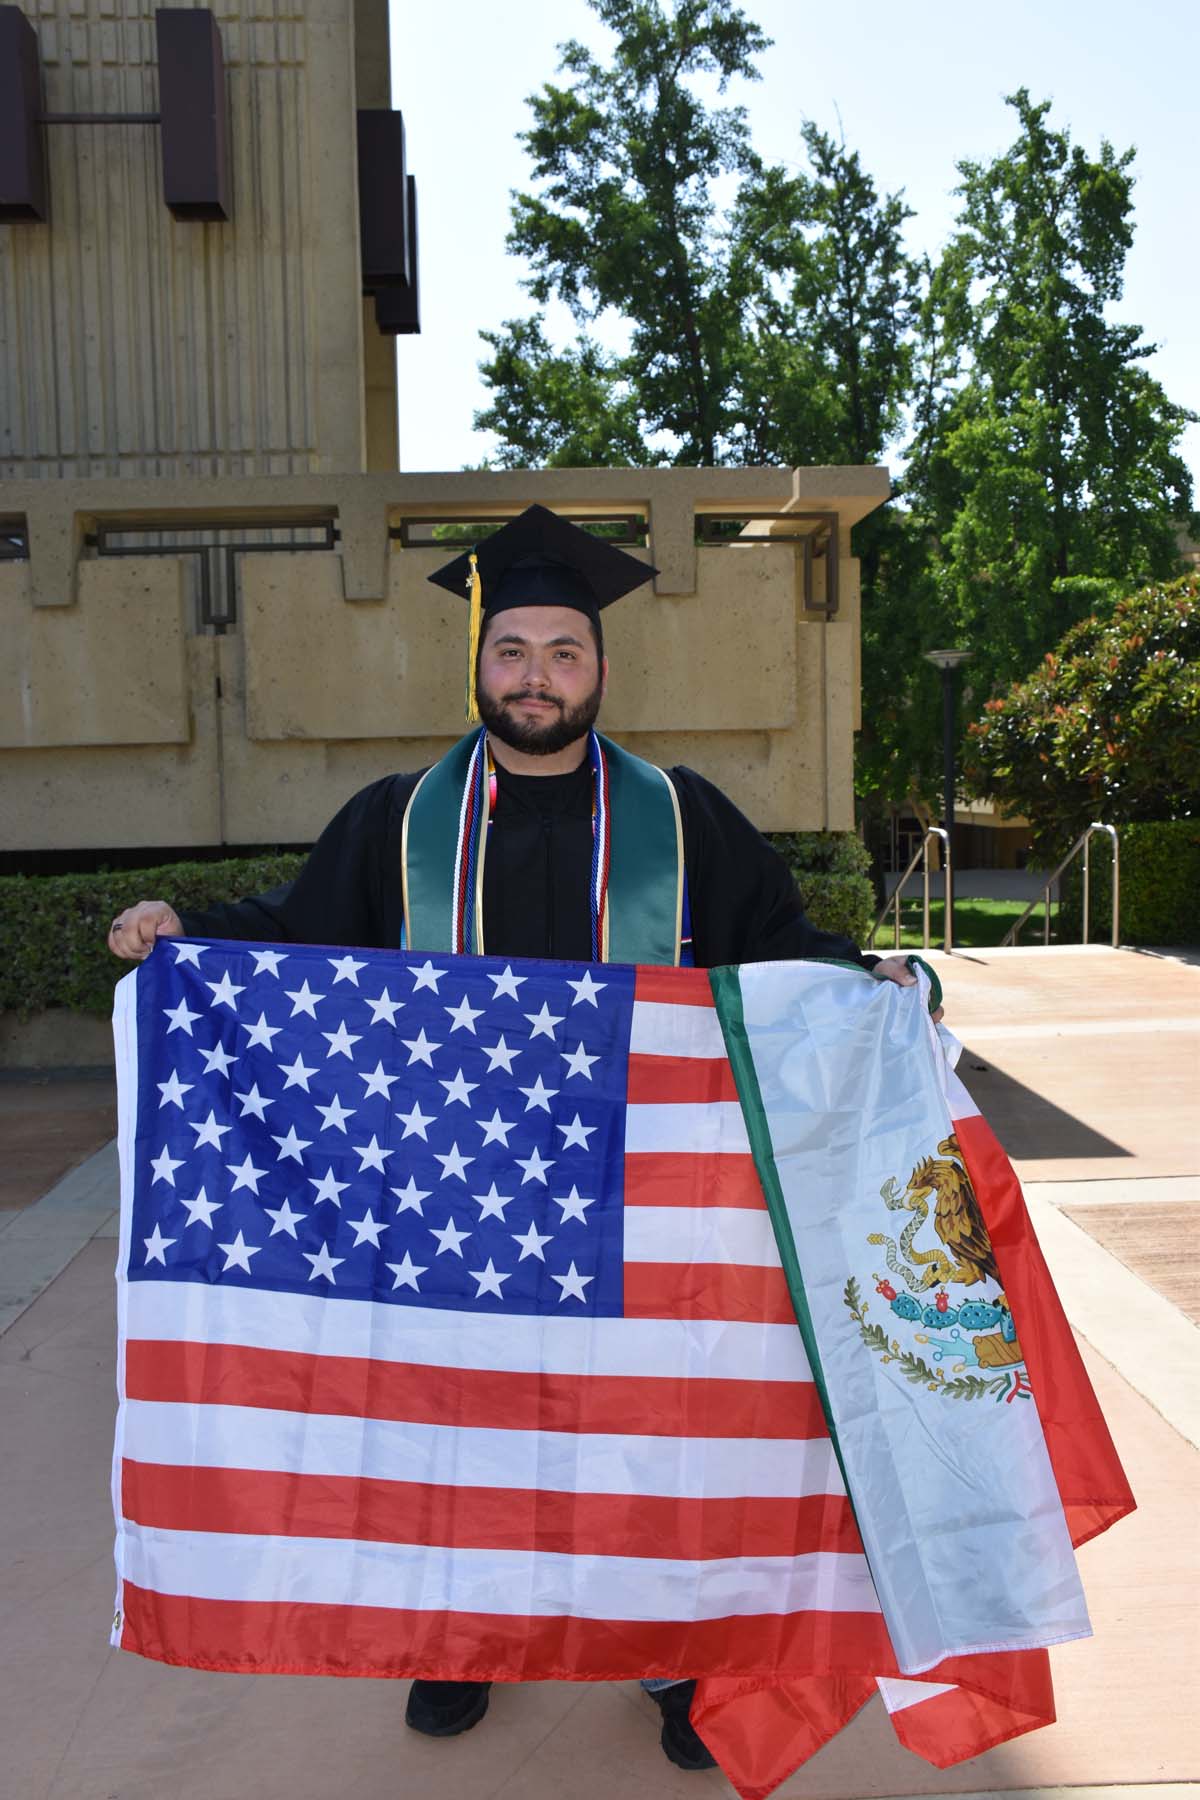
478, 46, 1199, 846
908, 90, 1195, 703
478, 24, 932, 807
730, 123, 919, 467
712, 129, 933, 819
475, 317, 651, 468
723, 125, 927, 814
853, 512, 949, 814
479, 21, 922, 481
964, 572, 1200, 862
477, 0, 769, 467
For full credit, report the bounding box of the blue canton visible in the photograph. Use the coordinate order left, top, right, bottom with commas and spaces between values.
129, 942, 636, 1316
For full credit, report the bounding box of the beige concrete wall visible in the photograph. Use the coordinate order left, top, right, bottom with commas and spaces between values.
0, 0, 378, 479
1, 635, 223, 846
0, 558, 189, 748
0, 465, 888, 848
363, 299, 400, 472
241, 544, 800, 741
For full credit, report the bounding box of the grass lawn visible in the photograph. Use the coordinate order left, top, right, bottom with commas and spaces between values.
871, 894, 1063, 951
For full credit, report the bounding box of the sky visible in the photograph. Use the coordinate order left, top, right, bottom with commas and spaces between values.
390, 0, 1199, 490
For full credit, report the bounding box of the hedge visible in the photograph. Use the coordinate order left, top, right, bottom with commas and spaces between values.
769, 830, 877, 948
1058, 818, 1200, 946
0, 855, 304, 1020
0, 831, 877, 1021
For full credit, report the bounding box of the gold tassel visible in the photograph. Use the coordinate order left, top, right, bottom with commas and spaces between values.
465, 551, 483, 724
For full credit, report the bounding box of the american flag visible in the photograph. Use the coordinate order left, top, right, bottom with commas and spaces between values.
112, 938, 893, 1687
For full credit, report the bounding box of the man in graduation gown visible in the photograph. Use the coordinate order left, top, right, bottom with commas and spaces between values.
108, 504, 929, 1770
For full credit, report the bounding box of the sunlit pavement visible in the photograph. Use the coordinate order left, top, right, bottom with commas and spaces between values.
1, 946, 1196, 1800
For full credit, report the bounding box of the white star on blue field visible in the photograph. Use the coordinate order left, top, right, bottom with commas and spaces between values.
130, 944, 636, 1316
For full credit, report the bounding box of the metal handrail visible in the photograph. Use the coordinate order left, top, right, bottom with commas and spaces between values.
999, 823, 1120, 948
868, 827, 952, 952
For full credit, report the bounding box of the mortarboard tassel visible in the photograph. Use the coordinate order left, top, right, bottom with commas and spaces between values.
465, 550, 483, 724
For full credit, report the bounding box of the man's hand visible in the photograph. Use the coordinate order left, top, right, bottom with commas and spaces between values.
872, 954, 945, 1024
108, 900, 184, 961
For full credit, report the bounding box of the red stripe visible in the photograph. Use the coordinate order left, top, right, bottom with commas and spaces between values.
122, 1462, 862, 1560
693, 1649, 1055, 1800
124, 1339, 818, 1438
953, 1112, 1135, 1547
692, 1677, 879, 1800
625, 1151, 766, 1210
118, 1581, 895, 1681
624, 1261, 795, 1324
627, 1053, 740, 1104
885, 1648, 1054, 1766
634, 967, 715, 1007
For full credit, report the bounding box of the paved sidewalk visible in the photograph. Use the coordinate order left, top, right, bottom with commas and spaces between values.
1, 946, 1197, 1800
924, 946, 1200, 1450
884, 869, 1053, 902
0, 1070, 115, 1213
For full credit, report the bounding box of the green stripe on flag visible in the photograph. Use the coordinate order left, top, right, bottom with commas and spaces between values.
707, 964, 852, 1496
906, 954, 943, 1014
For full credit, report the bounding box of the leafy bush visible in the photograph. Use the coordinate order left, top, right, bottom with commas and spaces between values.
1059, 819, 1200, 945
770, 830, 876, 946
1, 829, 879, 1021
0, 855, 303, 1019
965, 572, 1200, 863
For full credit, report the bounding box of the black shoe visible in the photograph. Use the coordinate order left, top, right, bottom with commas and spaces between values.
405, 1678, 492, 1737
648, 1680, 717, 1771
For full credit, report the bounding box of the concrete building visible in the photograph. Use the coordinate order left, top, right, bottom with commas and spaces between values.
0, 0, 887, 859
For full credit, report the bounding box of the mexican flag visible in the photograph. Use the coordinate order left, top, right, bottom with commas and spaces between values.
693, 958, 1134, 1793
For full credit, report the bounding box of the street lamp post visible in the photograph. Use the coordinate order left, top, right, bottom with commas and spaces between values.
923, 648, 972, 950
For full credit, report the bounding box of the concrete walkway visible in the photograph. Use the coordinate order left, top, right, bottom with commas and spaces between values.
884, 868, 1055, 902
1, 946, 1196, 1800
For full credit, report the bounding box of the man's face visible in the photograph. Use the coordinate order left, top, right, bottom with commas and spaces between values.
476, 605, 607, 756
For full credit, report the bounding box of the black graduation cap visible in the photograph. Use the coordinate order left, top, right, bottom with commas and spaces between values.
428, 503, 656, 619
428, 504, 657, 723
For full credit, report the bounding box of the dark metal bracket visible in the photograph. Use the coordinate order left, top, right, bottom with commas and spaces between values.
0, 6, 229, 223
697, 511, 840, 618
38, 112, 161, 126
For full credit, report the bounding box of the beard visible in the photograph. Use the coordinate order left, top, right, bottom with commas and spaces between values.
476, 673, 603, 756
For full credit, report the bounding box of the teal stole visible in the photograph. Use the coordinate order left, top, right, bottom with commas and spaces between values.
401, 730, 685, 965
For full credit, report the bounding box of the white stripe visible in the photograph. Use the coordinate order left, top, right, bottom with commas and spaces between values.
626, 1101, 751, 1156
119, 1522, 878, 1621
876, 1677, 956, 1714
121, 1400, 844, 1498
945, 1063, 981, 1121
125, 1280, 814, 1384
624, 1206, 781, 1269
111, 968, 140, 1648
917, 967, 979, 1119
630, 999, 726, 1060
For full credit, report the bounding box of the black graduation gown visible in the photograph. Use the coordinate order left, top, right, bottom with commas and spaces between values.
179, 759, 874, 970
